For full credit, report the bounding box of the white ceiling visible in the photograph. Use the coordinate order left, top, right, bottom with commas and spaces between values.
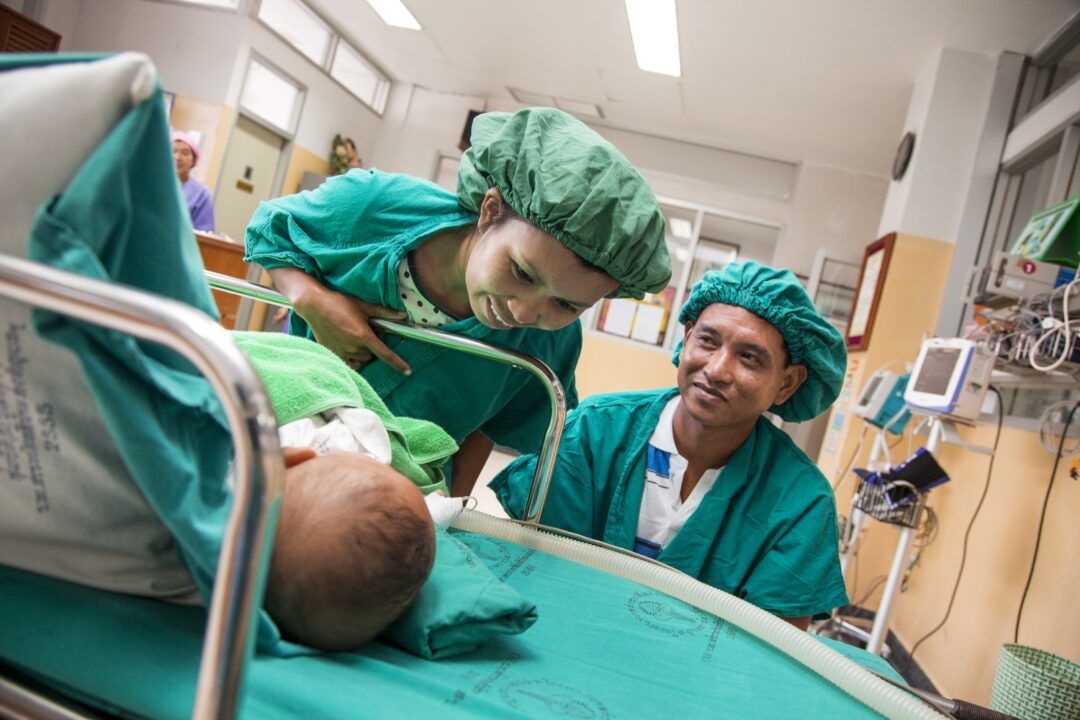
308, 0, 1080, 177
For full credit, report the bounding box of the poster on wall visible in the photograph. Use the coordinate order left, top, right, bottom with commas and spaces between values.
845, 234, 896, 352
823, 356, 861, 457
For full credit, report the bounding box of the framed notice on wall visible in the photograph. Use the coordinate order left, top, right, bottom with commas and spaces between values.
845, 233, 896, 352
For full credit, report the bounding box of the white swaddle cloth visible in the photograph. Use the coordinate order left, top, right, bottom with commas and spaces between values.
423, 493, 466, 529
277, 408, 393, 463
279, 408, 463, 528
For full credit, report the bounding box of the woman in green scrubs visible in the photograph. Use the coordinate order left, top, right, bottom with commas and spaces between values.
245, 108, 671, 491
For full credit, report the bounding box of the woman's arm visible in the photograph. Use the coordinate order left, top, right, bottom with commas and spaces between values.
449, 430, 495, 497
268, 266, 411, 373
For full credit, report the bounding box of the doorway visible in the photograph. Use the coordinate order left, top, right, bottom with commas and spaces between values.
214, 115, 286, 242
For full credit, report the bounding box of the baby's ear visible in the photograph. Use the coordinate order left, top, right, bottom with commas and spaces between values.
282, 447, 318, 468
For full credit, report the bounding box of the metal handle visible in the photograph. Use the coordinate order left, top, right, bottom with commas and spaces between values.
0, 257, 284, 720
205, 272, 566, 524
868, 670, 1020, 720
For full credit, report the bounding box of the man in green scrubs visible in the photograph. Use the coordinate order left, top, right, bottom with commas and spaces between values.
492, 262, 849, 629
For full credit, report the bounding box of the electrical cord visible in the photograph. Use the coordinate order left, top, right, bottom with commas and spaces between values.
904, 387, 1005, 669
832, 422, 869, 492
1029, 275, 1079, 372
902, 506, 939, 592
1014, 398, 1080, 643
853, 575, 887, 608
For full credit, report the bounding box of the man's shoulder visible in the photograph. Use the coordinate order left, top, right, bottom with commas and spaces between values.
753, 418, 832, 491
577, 387, 677, 415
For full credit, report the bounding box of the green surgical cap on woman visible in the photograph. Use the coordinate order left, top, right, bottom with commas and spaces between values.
672, 262, 847, 422
457, 108, 670, 299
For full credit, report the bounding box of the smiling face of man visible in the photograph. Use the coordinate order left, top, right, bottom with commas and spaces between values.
676, 303, 807, 436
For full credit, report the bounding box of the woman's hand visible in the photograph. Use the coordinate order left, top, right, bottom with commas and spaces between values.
269, 267, 411, 374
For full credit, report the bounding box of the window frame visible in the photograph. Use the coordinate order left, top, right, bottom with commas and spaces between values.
237, 52, 306, 138
255, 0, 334, 67
251, 0, 390, 116
581, 195, 783, 354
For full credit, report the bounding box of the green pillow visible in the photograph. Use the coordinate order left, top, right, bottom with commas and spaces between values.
382, 527, 537, 659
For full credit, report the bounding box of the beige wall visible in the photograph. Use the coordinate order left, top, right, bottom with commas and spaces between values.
817, 234, 955, 480
282, 144, 331, 197
817, 233, 1080, 705
837, 406, 1080, 705
575, 334, 675, 398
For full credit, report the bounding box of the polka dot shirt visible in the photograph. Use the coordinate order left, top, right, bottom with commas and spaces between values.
397, 253, 455, 327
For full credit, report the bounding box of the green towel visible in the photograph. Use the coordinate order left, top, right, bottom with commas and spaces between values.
383, 526, 538, 659
233, 332, 457, 495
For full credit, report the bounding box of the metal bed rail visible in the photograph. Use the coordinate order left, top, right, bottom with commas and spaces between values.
0, 256, 284, 720
205, 271, 567, 525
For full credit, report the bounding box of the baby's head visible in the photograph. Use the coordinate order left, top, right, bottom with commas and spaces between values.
265, 450, 435, 651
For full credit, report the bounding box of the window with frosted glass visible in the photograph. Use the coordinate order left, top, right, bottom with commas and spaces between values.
171, 0, 239, 9
239, 58, 302, 134
257, 0, 332, 66
330, 41, 389, 114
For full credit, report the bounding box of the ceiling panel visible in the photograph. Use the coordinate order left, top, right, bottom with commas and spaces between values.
309, 0, 1080, 175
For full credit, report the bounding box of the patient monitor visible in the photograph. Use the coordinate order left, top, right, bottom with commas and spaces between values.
852, 371, 910, 433
904, 338, 994, 422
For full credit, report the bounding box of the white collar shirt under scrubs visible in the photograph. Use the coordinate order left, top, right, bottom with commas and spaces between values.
634, 396, 723, 559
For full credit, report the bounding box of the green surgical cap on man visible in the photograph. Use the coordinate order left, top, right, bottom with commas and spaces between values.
672, 261, 847, 422
457, 107, 671, 299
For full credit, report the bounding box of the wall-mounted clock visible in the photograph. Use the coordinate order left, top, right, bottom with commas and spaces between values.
892, 131, 916, 181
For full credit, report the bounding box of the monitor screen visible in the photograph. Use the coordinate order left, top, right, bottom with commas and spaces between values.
858, 375, 883, 407
912, 347, 962, 396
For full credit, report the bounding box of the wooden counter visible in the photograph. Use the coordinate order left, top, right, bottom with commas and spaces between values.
194, 231, 249, 329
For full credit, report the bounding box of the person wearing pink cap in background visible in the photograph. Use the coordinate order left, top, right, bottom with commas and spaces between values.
171, 129, 215, 232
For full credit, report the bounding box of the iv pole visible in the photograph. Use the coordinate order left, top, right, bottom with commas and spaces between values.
832, 424, 893, 654
863, 419, 943, 655
863, 415, 993, 656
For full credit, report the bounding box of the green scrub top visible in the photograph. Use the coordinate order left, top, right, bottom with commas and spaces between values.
491, 388, 849, 618
245, 169, 581, 457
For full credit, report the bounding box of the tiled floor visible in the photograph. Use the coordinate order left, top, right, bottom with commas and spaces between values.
470, 449, 513, 518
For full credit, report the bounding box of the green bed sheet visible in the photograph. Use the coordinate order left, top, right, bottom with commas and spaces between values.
0, 528, 900, 720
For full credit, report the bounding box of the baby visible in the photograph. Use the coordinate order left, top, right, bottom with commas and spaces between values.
265, 448, 436, 651
0, 331, 452, 654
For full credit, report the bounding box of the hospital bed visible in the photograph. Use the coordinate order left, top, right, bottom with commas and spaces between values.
0, 53, 958, 720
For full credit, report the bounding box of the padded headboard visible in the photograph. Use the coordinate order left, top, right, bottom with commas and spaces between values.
0, 53, 155, 254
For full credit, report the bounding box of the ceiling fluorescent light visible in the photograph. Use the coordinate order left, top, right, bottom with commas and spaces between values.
364, 0, 421, 30
624, 0, 681, 77
555, 97, 603, 119
669, 217, 693, 239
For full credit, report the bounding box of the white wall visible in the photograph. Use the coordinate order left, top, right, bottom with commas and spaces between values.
368, 84, 482, 179
65, 0, 383, 157
368, 84, 890, 279
591, 125, 799, 202
877, 47, 999, 242
783, 163, 889, 272
35, 0, 83, 45
68, 0, 241, 101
